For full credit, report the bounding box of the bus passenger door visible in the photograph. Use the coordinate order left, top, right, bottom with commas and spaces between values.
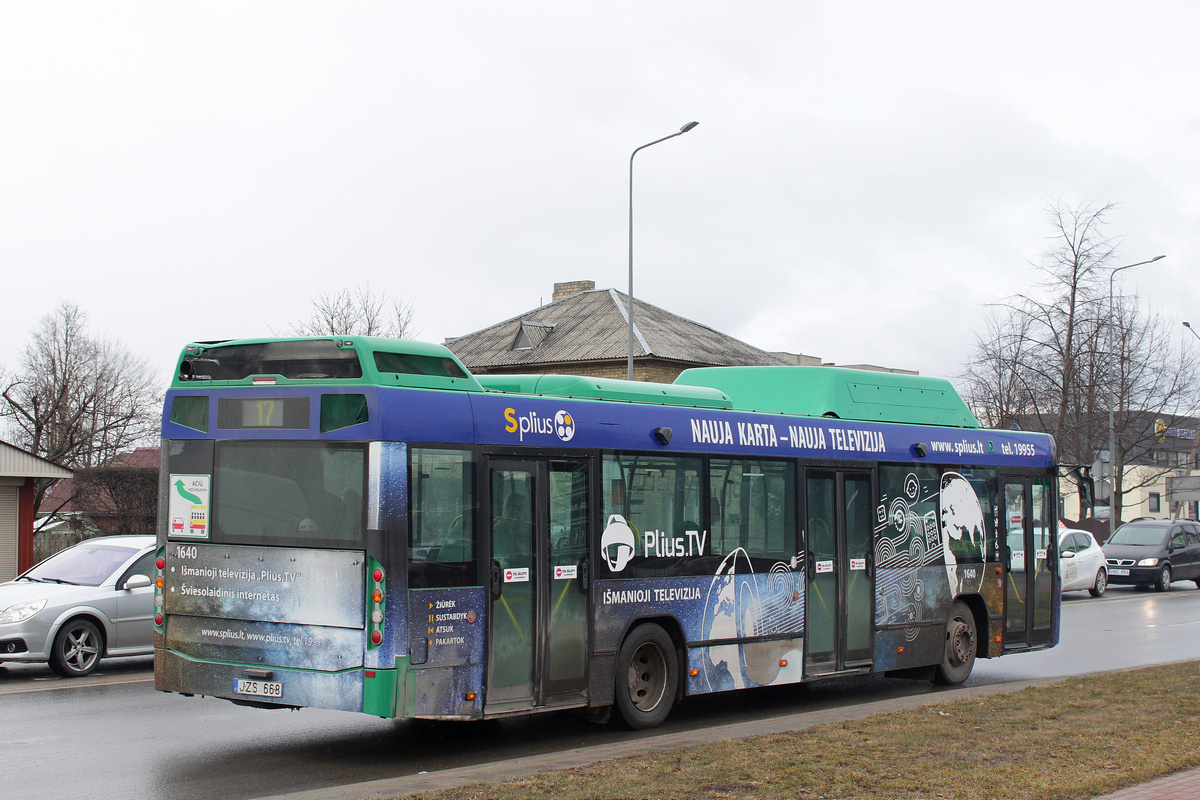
1002, 477, 1054, 648
804, 470, 875, 677
485, 459, 590, 714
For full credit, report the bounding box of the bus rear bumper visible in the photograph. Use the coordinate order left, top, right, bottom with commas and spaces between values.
155, 648, 365, 713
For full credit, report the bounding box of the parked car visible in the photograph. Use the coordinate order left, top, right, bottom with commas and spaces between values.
1059, 528, 1107, 596
0, 535, 156, 676
1102, 519, 1200, 592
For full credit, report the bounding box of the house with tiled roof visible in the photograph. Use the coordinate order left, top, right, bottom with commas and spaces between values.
445, 281, 790, 383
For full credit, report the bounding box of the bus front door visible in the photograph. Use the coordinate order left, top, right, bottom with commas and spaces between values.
1003, 477, 1055, 649
804, 470, 875, 677
485, 459, 590, 715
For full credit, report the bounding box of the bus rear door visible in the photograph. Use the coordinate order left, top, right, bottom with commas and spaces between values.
803, 469, 875, 676
485, 458, 590, 715
1002, 476, 1055, 648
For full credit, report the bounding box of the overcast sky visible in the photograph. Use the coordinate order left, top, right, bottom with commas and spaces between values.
2, 3, 1198, 391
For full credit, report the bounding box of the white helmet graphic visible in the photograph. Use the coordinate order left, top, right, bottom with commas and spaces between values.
601, 514, 636, 572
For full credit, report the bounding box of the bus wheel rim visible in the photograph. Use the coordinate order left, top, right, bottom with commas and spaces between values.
628, 642, 667, 711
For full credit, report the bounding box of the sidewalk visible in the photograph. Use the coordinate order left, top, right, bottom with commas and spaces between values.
1091, 765, 1200, 799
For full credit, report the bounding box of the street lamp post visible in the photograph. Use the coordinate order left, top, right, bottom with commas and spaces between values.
628, 121, 699, 381
1107, 254, 1166, 540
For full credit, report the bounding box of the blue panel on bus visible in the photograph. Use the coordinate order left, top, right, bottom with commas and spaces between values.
166, 384, 1054, 470
376, 389, 476, 446
408, 587, 486, 669
459, 392, 1053, 468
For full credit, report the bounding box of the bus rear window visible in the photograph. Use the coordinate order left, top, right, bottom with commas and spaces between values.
180, 341, 363, 381
213, 441, 366, 549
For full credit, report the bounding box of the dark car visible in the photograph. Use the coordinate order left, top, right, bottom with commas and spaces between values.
1102, 519, 1200, 592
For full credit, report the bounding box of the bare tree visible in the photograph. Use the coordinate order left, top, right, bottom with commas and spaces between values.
281, 284, 420, 339
71, 462, 159, 536
961, 199, 1200, 524
1106, 297, 1200, 521
0, 302, 162, 514
961, 200, 1115, 517
959, 307, 1039, 430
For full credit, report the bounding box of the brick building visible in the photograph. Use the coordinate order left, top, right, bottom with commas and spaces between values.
0, 441, 73, 579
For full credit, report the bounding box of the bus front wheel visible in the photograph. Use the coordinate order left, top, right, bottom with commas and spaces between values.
933, 601, 976, 685
614, 623, 678, 729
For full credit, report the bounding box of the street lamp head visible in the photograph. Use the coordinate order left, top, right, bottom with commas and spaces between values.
680, 121, 699, 133
1150, 254, 1166, 262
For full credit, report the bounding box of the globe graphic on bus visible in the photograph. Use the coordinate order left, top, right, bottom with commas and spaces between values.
701, 549, 754, 691
939, 472, 986, 594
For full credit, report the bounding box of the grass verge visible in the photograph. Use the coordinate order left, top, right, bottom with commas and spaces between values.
391, 661, 1200, 800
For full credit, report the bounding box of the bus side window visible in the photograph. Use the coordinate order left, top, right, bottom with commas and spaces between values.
410, 448, 475, 588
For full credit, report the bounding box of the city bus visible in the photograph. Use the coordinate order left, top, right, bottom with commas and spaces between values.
154, 336, 1061, 729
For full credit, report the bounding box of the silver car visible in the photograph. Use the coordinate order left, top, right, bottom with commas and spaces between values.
0, 535, 157, 676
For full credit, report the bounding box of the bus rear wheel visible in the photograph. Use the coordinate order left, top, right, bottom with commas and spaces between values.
614, 623, 678, 729
933, 601, 976, 685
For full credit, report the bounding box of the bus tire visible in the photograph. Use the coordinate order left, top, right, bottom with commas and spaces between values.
614, 623, 678, 729
933, 601, 976, 686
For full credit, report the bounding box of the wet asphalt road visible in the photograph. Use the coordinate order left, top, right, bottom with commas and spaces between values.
4, 583, 1199, 800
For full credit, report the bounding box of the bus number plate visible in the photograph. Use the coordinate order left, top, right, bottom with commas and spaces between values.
234, 679, 283, 698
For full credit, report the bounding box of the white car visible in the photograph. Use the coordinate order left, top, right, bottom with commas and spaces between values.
0, 535, 156, 676
1058, 528, 1107, 597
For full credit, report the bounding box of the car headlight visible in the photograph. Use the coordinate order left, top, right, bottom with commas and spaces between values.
0, 599, 47, 624
1137, 558, 1160, 567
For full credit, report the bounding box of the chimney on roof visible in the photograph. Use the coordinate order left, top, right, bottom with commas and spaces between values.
552, 280, 595, 302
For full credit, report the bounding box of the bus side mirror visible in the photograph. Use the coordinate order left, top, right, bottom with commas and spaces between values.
1080, 478, 1095, 511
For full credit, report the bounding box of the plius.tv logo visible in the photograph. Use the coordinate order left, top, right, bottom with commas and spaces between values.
504, 407, 575, 442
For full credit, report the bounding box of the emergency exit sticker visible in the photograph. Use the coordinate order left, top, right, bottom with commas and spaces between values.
503, 568, 530, 583
554, 565, 578, 580
169, 474, 210, 540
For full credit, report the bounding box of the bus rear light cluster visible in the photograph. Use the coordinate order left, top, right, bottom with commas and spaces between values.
368, 560, 385, 651
154, 549, 165, 631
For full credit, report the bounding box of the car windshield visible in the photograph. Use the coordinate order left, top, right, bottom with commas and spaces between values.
24, 542, 139, 587
1107, 524, 1168, 547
